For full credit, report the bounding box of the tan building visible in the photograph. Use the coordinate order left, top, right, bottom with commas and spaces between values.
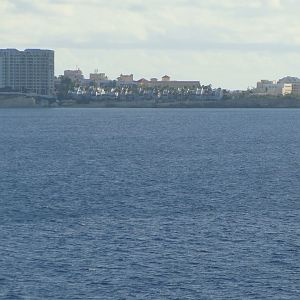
90, 72, 108, 81
256, 80, 282, 95
137, 78, 200, 89
282, 83, 300, 96
118, 74, 134, 82
153, 80, 200, 89
64, 69, 84, 83
162, 75, 171, 82
255, 76, 300, 96
136, 78, 149, 85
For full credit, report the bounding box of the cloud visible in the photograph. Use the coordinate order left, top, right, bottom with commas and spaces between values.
2, 0, 300, 48
1, 0, 300, 89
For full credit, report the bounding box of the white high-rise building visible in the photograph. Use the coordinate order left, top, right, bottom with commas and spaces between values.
0, 49, 54, 95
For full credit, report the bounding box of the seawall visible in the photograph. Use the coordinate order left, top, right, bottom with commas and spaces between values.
0, 95, 36, 108
60, 97, 300, 108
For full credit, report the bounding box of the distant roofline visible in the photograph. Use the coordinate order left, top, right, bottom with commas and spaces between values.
25, 49, 54, 51
0, 48, 54, 52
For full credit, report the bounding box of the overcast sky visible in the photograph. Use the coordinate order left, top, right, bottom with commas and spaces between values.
1, 0, 300, 89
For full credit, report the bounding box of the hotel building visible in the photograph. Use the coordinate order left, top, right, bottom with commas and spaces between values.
0, 49, 54, 95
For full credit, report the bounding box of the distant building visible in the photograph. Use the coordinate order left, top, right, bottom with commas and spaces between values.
282, 83, 300, 96
64, 69, 84, 83
156, 80, 201, 89
256, 77, 300, 96
278, 76, 300, 85
136, 78, 149, 85
116, 74, 135, 87
162, 75, 171, 82
282, 84, 293, 96
278, 77, 300, 96
257, 80, 275, 90
136, 76, 201, 89
0, 48, 54, 95
90, 72, 108, 81
256, 80, 282, 95
118, 74, 134, 82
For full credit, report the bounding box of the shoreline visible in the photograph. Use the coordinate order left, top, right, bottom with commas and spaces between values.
49, 97, 300, 109
1, 95, 300, 109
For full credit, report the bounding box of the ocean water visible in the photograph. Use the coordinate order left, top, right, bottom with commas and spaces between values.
0, 108, 299, 299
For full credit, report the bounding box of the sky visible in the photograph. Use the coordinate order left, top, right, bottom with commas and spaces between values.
1, 0, 300, 89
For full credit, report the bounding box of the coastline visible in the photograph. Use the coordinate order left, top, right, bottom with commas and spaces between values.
1, 95, 300, 108
0, 95, 36, 108
48, 96, 300, 109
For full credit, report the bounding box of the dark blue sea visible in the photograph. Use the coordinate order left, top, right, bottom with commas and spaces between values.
0, 108, 299, 299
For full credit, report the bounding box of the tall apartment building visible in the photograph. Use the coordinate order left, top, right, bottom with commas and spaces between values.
0, 49, 54, 95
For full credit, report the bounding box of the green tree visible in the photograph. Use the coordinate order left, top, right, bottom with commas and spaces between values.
56, 76, 75, 99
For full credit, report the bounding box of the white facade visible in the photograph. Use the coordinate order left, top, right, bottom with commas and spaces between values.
256, 80, 282, 95
0, 49, 54, 95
